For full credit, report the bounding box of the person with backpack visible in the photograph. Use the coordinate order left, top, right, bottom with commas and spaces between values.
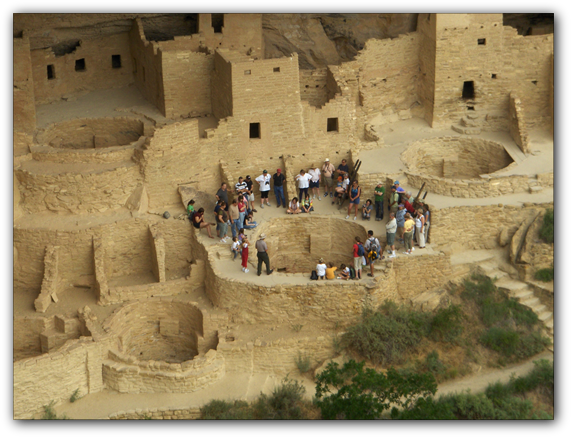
353, 236, 364, 280
364, 230, 382, 277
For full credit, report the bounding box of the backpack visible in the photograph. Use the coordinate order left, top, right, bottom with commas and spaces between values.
357, 243, 365, 257
310, 270, 318, 280
189, 211, 196, 222
368, 238, 380, 260
349, 266, 356, 279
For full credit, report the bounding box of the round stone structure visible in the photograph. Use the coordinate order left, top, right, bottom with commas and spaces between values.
399, 137, 538, 198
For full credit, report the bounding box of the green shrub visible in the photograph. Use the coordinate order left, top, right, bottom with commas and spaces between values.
535, 267, 554, 282
430, 304, 463, 342
315, 359, 437, 420
343, 302, 431, 365
70, 388, 81, 403
295, 352, 311, 373
200, 399, 253, 420
41, 401, 69, 420
253, 377, 307, 420
516, 331, 551, 359
461, 274, 496, 303
391, 396, 457, 420
481, 327, 520, 356
539, 209, 554, 244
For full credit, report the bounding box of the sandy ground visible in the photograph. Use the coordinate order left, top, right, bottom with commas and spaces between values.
17, 85, 554, 419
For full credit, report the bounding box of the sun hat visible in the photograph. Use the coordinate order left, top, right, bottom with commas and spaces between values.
325, 158, 330, 162
394, 180, 400, 185
260, 233, 266, 239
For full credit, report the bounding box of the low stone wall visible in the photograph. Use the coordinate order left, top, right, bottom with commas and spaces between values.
34, 245, 59, 313
509, 93, 530, 154
14, 337, 110, 419
392, 253, 452, 301
15, 162, 143, 214
218, 333, 336, 375
109, 407, 201, 420
517, 210, 554, 282
430, 203, 551, 250
103, 349, 225, 394
30, 138, 143, 164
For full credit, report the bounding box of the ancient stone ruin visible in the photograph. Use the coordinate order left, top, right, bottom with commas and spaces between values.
13, 13, 553, 419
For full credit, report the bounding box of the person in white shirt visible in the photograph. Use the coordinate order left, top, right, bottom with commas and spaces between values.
255, 170, 272, 208
295, 169, 312, 202
308, 165, 321, 200
321, 158, 336, 198
316, 258, 327, 280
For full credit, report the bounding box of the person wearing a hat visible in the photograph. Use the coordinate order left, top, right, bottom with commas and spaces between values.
374, 182, 385, 221
255, 170, 272, 208
321, 158, 335, 197
255, 233, 274, 276
389, 185, 399, 214
273, 169, 286, 208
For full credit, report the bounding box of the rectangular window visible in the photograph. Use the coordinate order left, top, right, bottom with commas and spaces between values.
75, 58, 86, 72
142, 66, 146, 82
47, 64, 55, 80
491, 73, 497, 79
478, 38, 486, 45
327, 118, 339, 132
112, 55, 122, 69
249, 123, 261, 139
273, 67, 280, 73
132, 58, 137, 74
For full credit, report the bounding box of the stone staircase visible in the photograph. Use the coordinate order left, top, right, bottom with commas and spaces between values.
478, 261, 553, 349
527, 175, 544, 194
451, 113, 482, 135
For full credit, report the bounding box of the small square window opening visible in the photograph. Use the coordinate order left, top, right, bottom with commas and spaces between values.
478, 38, 486, 45
491, 74, 497, 79
75, 58, 86, 72
327, 118, 339, 132
273, 67, 280, 73
112, 55, 122, 69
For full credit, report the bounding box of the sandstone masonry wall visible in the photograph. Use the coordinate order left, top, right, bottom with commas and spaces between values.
508, 94, 531, 154
14, 35, 36, 134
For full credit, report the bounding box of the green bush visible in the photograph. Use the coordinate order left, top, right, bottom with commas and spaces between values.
430, 305, 463, 342
41, 401, 69, 420
295, 352, 311, 373
315, 359, 437, 420
481, 328, 550, 359
516, 331, 551, 359
253, 377, 307, 420
535, 267, 554, 282
480, 327, 520, 356
201, 378, 309, 420
461, 274, 496, 302
539, 209, 554, 244
200, 399, 253, 420
342, 302, 431, 365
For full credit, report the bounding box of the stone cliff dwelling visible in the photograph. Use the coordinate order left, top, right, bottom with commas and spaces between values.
13, 13, 554, 419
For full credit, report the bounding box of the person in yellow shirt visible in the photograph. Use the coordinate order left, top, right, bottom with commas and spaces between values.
325, 262, 337, 280
403, 213, 415, 255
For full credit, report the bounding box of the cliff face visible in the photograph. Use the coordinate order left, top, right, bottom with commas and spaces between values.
263, 13, 418, 69
14, 13, 553, 69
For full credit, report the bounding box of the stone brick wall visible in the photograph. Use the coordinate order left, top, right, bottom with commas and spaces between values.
517, 210, 554, 281
417, 14, 436, 127
392, 253, 452, 301
14, 317, 47, 361
508, 93, 530, 154
13, 337, 110, 419
31, 32, 134, 105
300, 68, 328, 107
430, 203, 550, 250
162, 50, 214, 118
14, 35, 36, 134
355, 33, 421, 116
110, 407, 201, 420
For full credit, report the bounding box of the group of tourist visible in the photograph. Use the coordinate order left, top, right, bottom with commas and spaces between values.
188, 167, 431, 279
314, 229, 383, 281
385, 180, 430, 255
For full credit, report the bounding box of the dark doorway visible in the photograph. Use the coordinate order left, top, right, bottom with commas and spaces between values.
249, 123, 260, 139
212, 14, 224, 33
462, 81, 475, 99
112, 55, 122, 69
327, 117, 339, 132
47, 64, 55, 80
75, 58, 86, 72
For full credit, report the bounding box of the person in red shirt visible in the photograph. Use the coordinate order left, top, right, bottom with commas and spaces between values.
352, 236, 363, 280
